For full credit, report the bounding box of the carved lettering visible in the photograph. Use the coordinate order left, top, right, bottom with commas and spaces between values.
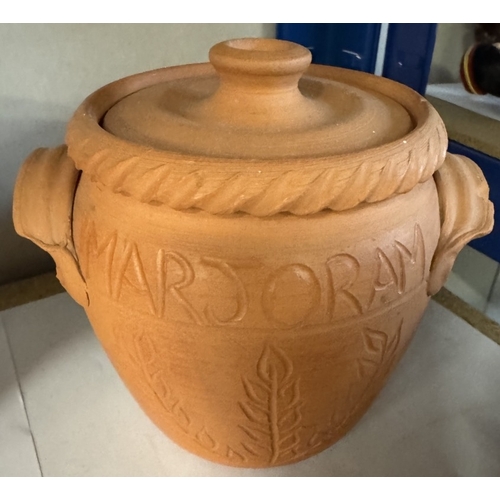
80, 222, 428, 328
262, 264, 320, 329
200, 257, 248, 325
81, 219, 117, 295
114, 242, 156, 315
375, 248, 399, 292
371, 224, 426, 305
326, 254, 363, 318
395, 224, 426, 293
156, 250, 204, 325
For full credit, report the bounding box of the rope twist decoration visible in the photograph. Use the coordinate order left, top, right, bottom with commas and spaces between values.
65, 64, 448, 217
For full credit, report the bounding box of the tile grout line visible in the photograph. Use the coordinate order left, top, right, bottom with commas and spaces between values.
485, 263, 500, 308
433, 288, 500, 345
0, 314, 44, 477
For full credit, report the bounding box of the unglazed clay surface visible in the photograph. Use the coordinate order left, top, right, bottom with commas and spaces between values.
70, 175, 440, 466
12, 38, 494, 468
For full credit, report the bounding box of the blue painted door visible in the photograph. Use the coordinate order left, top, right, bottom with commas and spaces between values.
277, 23, 381, 74
278, 23, 500, 263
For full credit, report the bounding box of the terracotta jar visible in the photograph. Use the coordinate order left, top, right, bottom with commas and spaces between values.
13, 38, 494, 468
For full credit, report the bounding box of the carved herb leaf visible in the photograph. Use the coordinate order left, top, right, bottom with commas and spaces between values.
241, 442, 261, 457
126, 329, 250, 464
257, 345, 293, 384
239, 401, 269, 424
363, 329, 388, 357
242, 377, 270, 406
321, 320, 405, 450
307, 427, 324, 448
172, 403, 191, 431
240, 425, 269, 443
363, 319, 403, 365
279, 434, 300, 456
386, 319, 403, 359
226, 446, 246, 462
133, 331, 156, 369
240, 345, 302, 464
196, 427, 217, 451
129, 330, 191, 432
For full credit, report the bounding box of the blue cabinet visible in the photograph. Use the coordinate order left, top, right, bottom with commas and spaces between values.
277, 23, 381, 73
277, 23, 436, 93
278, 23, 500, 263
381, 24, 437, 95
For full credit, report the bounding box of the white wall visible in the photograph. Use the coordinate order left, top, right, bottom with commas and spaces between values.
429, 23, 475, 84
0, 24, 275, 285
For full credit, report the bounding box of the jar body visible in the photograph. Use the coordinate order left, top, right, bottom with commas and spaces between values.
72, 174, 440, 467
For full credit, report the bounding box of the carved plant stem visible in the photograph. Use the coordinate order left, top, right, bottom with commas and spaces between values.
130, 330, 191, 432
240, 345, 302, 464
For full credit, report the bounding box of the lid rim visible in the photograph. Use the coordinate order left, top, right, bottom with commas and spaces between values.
66, 63, 447, 216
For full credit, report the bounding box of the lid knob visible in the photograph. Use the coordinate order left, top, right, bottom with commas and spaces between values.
209, 38, 312, 90
195, 38, 327, 130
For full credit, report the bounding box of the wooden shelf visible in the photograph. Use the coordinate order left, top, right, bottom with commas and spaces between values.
426, 83, 500, 160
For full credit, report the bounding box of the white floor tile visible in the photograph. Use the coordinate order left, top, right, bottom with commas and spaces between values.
0, 318, 41, 477
2, 293, 500, 476
445, 245, 499, 312
1, 294, 173, 477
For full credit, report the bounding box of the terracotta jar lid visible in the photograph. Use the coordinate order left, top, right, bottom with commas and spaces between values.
103, 38, 413, 158
66, 38, 447, 216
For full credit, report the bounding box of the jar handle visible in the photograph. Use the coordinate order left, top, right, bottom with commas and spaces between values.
428, 153, 494, 296
13, 146, 89, 307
